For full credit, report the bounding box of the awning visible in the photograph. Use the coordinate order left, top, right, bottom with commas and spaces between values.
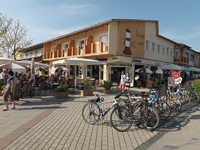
53, 58, 104, 66
107, 56, 132, 64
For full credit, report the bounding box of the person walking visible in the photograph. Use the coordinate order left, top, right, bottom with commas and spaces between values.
120, 71, 126, 92
27, 76, 34, 97
3, 71, 16, 111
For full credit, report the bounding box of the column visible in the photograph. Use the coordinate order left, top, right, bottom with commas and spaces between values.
66, 66, 70, 79
81, 65, 87, 79
103, 64, 110, 81
131, 64, 135, 87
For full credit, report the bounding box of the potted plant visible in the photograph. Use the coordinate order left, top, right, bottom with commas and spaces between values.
54, 83, 69, 99
80, 79, 93, 96
0, 84, 5, 96
103, 80, 112, 93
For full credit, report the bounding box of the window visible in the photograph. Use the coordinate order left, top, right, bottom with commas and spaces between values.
175, 50, 178, 59
157, 45, 160, 54
190, 54, 195, 61
74, 47, 77, 56
145, 40, 149, 50
185, 52, 189, 58
170, 48, 173, 56
167, 48, 169, 56
162, 47, 165, 55
80, 40, 85, 49
101, 35, 108, 46
80, 39, 86, 55
62, 42, 69, 51
152, 42, 155, 52
51, 45, 56, 52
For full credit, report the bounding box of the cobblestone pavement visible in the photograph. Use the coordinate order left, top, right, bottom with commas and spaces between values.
1, 94, 159, 150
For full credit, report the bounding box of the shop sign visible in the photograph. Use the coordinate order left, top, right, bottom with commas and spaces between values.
112, 57, 119, 60
132, 59, 142, 63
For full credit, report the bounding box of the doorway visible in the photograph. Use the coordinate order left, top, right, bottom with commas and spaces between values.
110, 67, 126, 85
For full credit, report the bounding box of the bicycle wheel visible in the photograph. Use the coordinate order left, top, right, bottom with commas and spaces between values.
144, 107, 160, 131
161, 102, 171, 119
110, 106, 133, 132
82, 102, 100, 125
176, 99, 182, 112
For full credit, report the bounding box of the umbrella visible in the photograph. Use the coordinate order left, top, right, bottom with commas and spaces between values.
0, 63, 26, 73
0, 57, 13, 64
15, 60, 49, 68
53, 58, 103, 88
53, 58, 103, 65
135, 68, 152, 74
155, 68, 163, 74
160, 64, 183, 71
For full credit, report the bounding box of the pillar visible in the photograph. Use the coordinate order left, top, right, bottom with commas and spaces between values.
131, 64, 135, 87
103, 64, 110, 81
81, 65, 86, 79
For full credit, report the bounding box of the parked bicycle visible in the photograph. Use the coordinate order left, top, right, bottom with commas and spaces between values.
82, 94, 133, 131
110, 90, 160, 132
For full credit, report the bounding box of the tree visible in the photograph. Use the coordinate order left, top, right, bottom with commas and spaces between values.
0, 12, 32, 59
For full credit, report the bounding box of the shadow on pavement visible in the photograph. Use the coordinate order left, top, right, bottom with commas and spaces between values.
17, 96, 77, 106
158, 104, 200, 132
136, 103, 200, 150
16, 106, 66, 111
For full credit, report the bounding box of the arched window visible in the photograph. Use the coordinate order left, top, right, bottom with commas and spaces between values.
100, 34, 108, 46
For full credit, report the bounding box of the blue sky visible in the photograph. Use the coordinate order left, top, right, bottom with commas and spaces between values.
0, 0, 200, 50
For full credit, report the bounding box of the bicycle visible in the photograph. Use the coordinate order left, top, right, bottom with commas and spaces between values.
82, 94, 133, 132
110, 90, 160, 131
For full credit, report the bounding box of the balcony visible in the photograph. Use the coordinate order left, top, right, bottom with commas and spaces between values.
43, 41, 109, 61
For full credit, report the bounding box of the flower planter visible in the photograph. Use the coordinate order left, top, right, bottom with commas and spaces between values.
104, 89, 111, 93
55, 92, 68, 99
80, 89, 93, 96
0, 90, 3, 96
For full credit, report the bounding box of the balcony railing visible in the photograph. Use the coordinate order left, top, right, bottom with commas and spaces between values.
44, 42, 109, 60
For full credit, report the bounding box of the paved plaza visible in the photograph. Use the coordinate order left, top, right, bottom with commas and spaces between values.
0, 90, 199, 150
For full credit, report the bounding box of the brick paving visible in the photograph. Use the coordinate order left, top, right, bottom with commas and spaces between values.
0, 94, 159, 150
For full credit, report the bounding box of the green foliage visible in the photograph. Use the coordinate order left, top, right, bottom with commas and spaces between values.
191, 80, 200, 96
55, 83, 69, 92
83, 79, 90, 89
0, 80, 5, 90
103, 80, 112, 90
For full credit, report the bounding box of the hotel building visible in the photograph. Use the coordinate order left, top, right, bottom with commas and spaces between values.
17, 19, 200, 84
